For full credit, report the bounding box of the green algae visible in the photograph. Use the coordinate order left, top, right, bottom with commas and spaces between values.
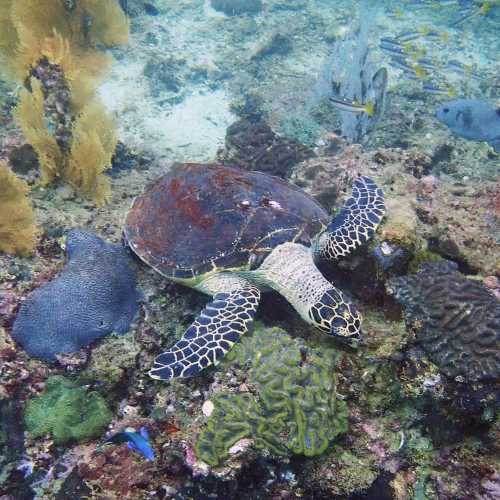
24, 376, 112, 444
407, 249, 443, 273
79, 332, 141, 389
196, 326, 348, 465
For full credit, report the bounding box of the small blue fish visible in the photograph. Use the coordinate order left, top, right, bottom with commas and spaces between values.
104, 427, 155, 461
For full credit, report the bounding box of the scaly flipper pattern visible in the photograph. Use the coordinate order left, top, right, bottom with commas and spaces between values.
149, 282, 260, 380
313, 176, 385, 261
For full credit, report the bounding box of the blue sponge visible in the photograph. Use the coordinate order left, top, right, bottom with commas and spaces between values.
12, 230, 141, 361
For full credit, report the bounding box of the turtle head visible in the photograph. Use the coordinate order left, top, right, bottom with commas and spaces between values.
308, 289, 362, 348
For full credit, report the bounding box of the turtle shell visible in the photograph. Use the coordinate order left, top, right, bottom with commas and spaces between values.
124, 163, 329, 280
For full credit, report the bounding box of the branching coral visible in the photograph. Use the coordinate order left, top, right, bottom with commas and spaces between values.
1, 0, 128, 205
0, 161, 37, 255
196, 326, 348, 465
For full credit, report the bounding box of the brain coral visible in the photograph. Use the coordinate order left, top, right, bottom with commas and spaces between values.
12, 230, 140, 361
387, 261, 500, 382
196, 326, 348, 465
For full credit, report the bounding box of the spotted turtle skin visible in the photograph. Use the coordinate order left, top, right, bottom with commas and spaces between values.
124, 163, 329, 280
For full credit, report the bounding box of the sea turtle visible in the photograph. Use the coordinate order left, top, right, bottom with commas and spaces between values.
124, 163, 385, 380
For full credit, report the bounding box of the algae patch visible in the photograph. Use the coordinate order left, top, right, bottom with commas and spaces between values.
24, 376, 112, 444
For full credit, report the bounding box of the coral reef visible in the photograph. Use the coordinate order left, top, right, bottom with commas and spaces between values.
387, 261, 500, 383
0, 161, 37, 255
0, 1, 499, 497
292, 144, 499, 275
12, 230, 140, 361
0, 0, 128, 204
196, 326, 348, 465
78, 445, 156, 499
219, 118, 314, 178
24, 375, 112, 444
80, 332, 141, 390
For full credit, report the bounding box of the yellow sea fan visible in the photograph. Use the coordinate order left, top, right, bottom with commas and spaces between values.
40, 29, 72, 67
65, 50, 112, 109
65, 100, 117, 205
0, 0, 19, 79
0, 161, 38, 255
83, 0, 130, 47
11, 0, 72, 50
10, 0, 73, 76
14, 78, 64, 185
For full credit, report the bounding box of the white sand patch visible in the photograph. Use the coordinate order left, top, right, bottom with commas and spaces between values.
142, 90, 235, 161
99, 58, 234, 162
202, 0, 227, 19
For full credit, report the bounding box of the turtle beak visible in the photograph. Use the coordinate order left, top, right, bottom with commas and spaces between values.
343, 331, 362, 349
330, 328, 362, 350
349, 330, 363, 349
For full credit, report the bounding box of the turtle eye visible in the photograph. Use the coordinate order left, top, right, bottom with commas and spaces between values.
442, 107, 449, 113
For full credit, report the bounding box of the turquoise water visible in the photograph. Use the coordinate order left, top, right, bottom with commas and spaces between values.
0, 1, 499, 499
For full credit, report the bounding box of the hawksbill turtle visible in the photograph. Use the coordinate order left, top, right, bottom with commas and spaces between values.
124, 163, 385, 380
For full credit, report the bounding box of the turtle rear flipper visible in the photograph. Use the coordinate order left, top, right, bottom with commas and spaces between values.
313, 176, 385, 261
149, 276, 260, 380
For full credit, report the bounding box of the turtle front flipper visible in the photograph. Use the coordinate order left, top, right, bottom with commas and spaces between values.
149, 275, 260, 380
313, 176, 385, 261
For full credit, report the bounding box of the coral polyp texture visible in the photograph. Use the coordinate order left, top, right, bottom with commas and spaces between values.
196, 326, 348, 466
24, 375, 112, 444
12, 230, 140, 361
0, 161, 37, 255
387, 261, 500, 382
0, 0, 128, 205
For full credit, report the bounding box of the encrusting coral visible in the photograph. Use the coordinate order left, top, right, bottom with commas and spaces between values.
0, 161, 37, 254
24, 375, 112, 444
196, 326, 348, 466
0, 0, 128, 205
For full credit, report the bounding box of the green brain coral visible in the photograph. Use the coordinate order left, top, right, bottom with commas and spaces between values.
196, 327, 348, 465
24, 376, 112, 444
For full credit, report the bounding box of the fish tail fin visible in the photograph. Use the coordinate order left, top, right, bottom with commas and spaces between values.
364, 102, 375, 117
127, 441, 139, 452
